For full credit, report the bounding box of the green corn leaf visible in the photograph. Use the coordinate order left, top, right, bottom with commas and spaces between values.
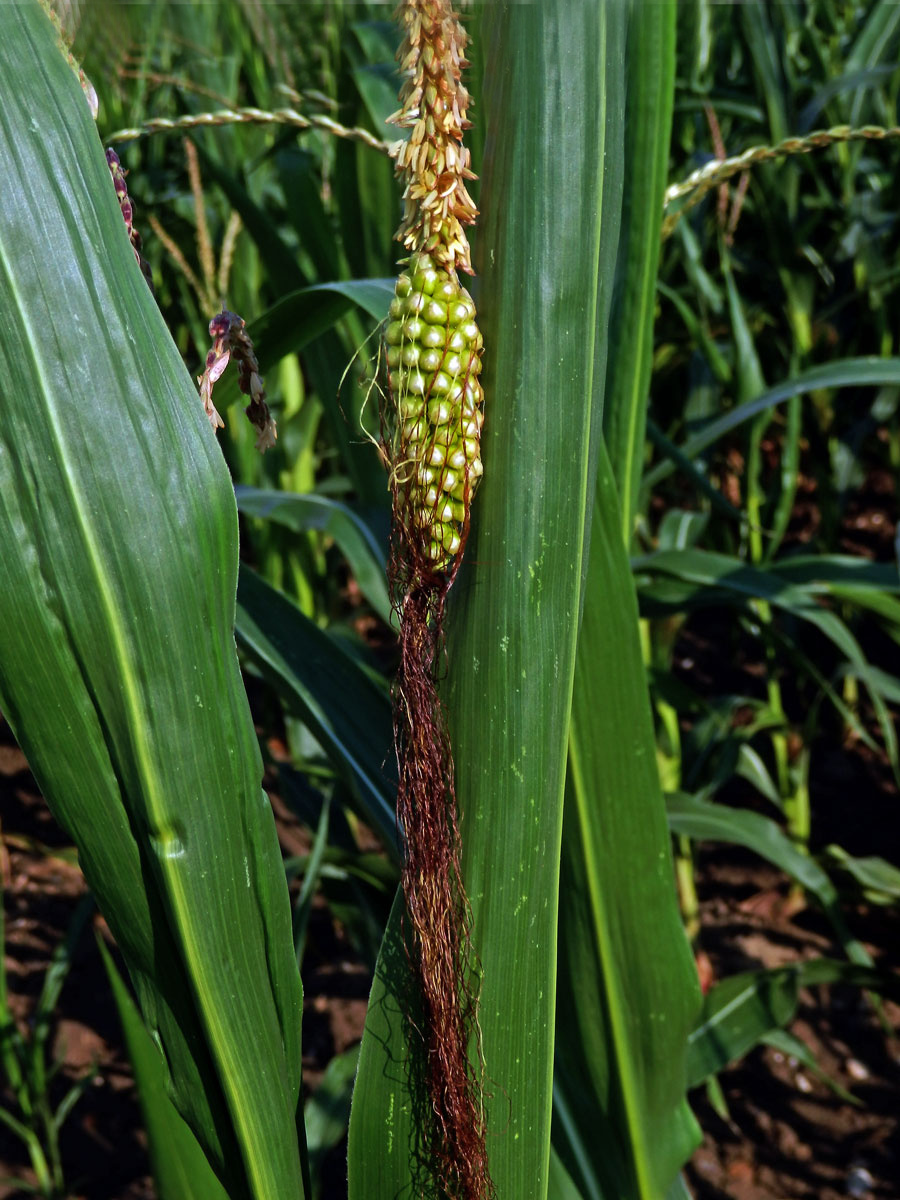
769, 555, 900, 592
825, 844, 900, 904
208, 277, 394, 418
845, 0, 900, 123
547, 1142, 587, 1200
634, 547, 886, 679
761, 1030, 860, 1106
555, 3, 701, 1193
739, 0, 790, 145
665, 792, 871, 966
602, 2, 676, 543
234, 485, 391, 622
634, 548, 898, 768
98, 940, 229, 1200
686, 959, 900, 1088
556, 443, 701, 1200
0, 6, 305, 1198
235, 566, 397, 853
643, 356, 900, 491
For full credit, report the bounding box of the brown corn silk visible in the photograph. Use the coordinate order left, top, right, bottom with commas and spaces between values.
384, 3, 491, 1198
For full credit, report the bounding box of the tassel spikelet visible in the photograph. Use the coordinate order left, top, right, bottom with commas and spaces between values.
382, 4, 493, 1199
198, 312, 277, 452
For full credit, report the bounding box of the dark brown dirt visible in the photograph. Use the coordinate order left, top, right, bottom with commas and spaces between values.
685, 845, 900, 1200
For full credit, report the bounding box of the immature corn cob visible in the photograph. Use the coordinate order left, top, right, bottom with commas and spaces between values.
387, 250, 483, 572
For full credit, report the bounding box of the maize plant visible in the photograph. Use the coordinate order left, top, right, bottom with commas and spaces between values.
0, 2, 701, 1200
378, 4, 491, 1196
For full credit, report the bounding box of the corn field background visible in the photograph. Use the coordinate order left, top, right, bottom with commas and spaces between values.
2, 1, 900, 1199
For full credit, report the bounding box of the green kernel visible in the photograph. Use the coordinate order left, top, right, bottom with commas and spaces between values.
429, 371, 453, 396
423, 298, 448, 324
398, 395, 424, 420
448, 299, 474, 324
427, 399, 452, 425
422, 325, 445, 349
413, 268, 439, 294
434, 524, 461, 554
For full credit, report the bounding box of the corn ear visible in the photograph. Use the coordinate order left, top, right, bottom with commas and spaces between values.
387, 251, 484, 572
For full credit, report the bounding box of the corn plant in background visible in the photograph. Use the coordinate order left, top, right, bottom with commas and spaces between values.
641, 0, 900, 938
4, 1, 900, 1199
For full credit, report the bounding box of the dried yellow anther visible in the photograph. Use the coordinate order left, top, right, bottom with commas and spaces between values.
389, 0, 477, 275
